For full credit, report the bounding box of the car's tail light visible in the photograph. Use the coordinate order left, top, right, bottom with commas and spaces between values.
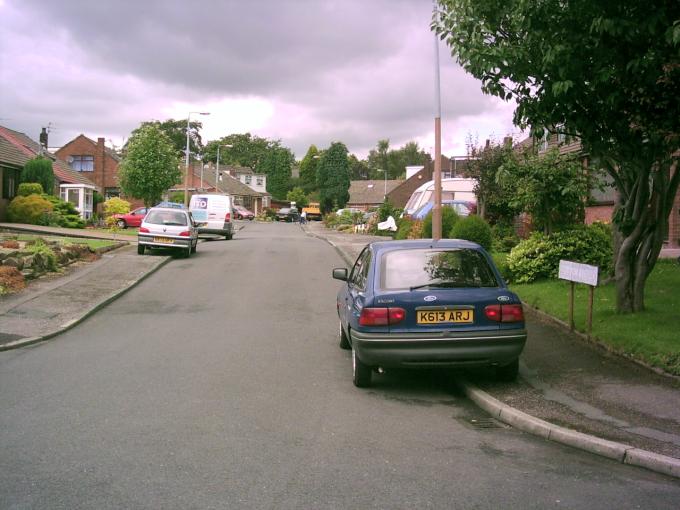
225, 212, 231, 222
359, 307, 406, 326
179, 230, 191, 237
485, 304, 524, 323
139, 227, 149, 233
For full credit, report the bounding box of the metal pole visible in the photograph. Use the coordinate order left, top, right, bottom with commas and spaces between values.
587, 285, 594, 337
569, 281, 575, 331
216, 145, 221, 188
432, 0, 442, 240
384, 169, 387, 199
184, 114, 191, 206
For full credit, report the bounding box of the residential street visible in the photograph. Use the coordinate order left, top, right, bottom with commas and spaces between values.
1, 222, 679, 509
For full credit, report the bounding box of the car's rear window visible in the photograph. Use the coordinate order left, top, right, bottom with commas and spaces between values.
145, 210, 188, 226
380, 248, 498, 290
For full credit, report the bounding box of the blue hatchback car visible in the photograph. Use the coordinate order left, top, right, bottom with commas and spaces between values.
333, 239, 527, 387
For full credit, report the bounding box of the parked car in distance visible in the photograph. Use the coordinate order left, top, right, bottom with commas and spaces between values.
233, 205, 255, 220
112, 207, 148, 228
333, 239, 527, 387
411, 200, 476, 221
189, 194, 234, 239
302, 202, 322, 221
276, 207, 299, 222
137, 206, 198, 258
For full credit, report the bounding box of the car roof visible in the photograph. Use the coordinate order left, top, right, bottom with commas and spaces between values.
147, 206, 190, 214
368, 239, 483, 253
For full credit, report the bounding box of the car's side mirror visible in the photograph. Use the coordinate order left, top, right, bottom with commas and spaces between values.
332, 268, 348, 281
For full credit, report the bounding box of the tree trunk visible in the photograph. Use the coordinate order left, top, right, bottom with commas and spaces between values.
611, 158, 679, 313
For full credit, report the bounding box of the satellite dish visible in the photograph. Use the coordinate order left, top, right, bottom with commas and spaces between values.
67, 156, 74, 163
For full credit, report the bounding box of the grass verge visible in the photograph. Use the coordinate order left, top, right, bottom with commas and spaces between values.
509, 259, 680, 376
14, 234, 117, 251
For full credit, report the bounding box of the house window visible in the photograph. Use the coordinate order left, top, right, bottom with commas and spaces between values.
71, 155, 94, 172
105, 187, 120, 199
245, 175, 252, 185
540, 132, 550, 152
256, 176, 263, 186
2, 168, 19, 199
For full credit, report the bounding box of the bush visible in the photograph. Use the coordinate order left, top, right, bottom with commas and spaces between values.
450, 215, 493, 250
507, 224, 613, 283
7, 194, 54, 224
18, 183, 44, 197
25, 239, 58, 272
491, 221, 520, 252
42, 195, 86, 229
377, 199, 396, 222
21, 157, 54, 195
395, 218, 414, 240
422, 207, 460, 238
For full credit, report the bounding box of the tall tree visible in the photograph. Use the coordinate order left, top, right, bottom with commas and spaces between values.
299, 145, 320, 193
21, 156, 54, 195
466, 141, 516, 224
498, 148, 589, 234
118, 124, 180, 207
348, 154, 370, 180
434, 0, 680, 313
204, 133, 271, 171
128, 119, 205, 161
317, 142, 350, 214
367, 140, 431, 179
260, 143, 294, 200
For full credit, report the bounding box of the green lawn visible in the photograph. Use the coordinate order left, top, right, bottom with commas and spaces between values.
87, 228, 138, 237
15, 234, 117, 251
509, 259, 680, 375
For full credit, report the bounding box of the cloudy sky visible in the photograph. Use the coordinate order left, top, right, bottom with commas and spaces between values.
0, 0, 522, 159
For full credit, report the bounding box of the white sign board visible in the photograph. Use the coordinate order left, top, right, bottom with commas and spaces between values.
559, 260, 599, 286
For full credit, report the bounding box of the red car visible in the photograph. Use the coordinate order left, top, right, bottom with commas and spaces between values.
113, 207, 149, 228
233, 205, 255, 220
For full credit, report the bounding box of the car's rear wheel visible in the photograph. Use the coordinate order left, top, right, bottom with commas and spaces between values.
339, 322, 350, 350
116, 219, 126, 229
352, 348, 372, 387
496, 358, 519, 382
191, 241, 197, 254
225, 233, 232, 240
137, 244, 145, 255
184, 246, 191, 258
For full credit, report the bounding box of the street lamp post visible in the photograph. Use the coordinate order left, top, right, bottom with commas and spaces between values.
184, 111, 210, 206
216, 144, 233, 189
377, 168, 387, 199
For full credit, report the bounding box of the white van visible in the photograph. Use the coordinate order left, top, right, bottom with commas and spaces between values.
402, 178, 478, 217
189, 194, 234, 239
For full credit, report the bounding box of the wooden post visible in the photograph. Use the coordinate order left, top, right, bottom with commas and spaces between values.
569, 281, 575, 331
587, 285, 594, 337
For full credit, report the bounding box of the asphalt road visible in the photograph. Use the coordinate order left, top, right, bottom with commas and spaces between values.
1, 222, 679, 509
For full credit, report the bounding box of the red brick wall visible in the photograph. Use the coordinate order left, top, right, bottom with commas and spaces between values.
55, 135, 119, 191
387, 162, 434, 209
585, 205, 614, 225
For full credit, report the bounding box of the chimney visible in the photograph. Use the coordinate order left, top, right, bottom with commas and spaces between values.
39, 127, 48, 150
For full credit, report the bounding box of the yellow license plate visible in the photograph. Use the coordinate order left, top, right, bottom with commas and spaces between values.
153, 237, 173, 244
417, 309, 474, 324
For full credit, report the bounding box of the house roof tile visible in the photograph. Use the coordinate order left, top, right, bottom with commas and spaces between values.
0, 125, 96, 186
348, 179, 403, 205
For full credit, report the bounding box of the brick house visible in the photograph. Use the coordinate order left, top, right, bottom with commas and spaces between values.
55, 134, 121, 199
347, 179, 403, 210
518, 132, 679, 248
0, 125, 96, 221
170, 162, 268, 214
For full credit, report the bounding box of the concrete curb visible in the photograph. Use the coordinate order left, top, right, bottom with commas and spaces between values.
459, 379, 680, 479
302, 227, 355, 267
0, 255, 171, 352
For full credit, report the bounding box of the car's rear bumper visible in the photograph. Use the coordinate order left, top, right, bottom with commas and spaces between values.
138, 235, 193, 249
198, 223, 233, 236
350, 329, 527, 368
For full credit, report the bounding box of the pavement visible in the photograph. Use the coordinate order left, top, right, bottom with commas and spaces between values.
1, 220, 680, 480
302, 220, 680, 480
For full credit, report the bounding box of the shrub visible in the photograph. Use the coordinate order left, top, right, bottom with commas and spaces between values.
377, 199, 396, 222
450, 215, 493, 250
422, 207, 460, 238
42, 195, 86, 229
21, 157, 55, 195
407, 220, 424, 239
7, 194, 53, 224
18, 183, 44, 197
103, 197, 131, 229
395, 218, 414, 240
491, 221, 520, 252
507, 224, 613, 283
25, 239, 58, 272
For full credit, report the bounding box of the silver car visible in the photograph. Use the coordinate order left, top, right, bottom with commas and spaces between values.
137, 206, 198, 258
